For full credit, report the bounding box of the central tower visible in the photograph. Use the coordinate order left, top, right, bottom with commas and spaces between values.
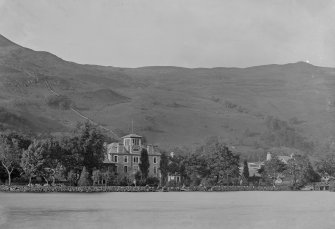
122, 133, 142, 153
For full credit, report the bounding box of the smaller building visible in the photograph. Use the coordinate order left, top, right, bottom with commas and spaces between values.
167, 173, 181, 183
239, 161, 263, 185
247, 162, 263, 177
266, 152, 293, 164
239, 162, 263, 177
167, 152, 182, 184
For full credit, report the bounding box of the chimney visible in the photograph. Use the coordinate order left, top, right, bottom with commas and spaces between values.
117, 143, 121, 153
147, 145, 153, 154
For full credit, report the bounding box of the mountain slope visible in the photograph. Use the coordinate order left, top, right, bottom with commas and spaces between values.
0, 34, 335, 152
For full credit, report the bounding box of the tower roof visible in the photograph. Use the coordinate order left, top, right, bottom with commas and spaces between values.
121, 133, 142, 138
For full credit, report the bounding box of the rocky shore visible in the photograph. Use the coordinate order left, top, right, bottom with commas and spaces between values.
0, 185, 291, 193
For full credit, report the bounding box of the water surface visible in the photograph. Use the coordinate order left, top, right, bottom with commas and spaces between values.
1, 191, 335, 229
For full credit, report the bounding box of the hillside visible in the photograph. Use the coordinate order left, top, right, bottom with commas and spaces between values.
0, 34, 335, 153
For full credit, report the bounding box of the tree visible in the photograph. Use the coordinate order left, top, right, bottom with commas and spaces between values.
0, 164, 8, 183
208, 143, 240, 185
59, 136, 83, 185
139, 148, 150, 179
168, 161, 179, 174
20, 140, 45, 185
242, 159, 250, 184
134, 171, 142, 186
59, 121, 107, 184
0, 131, 31, 185
184, 153, 209, 186
262, 156, 286, 186
0, 138, 20, 185
102, 170, 116, 186
285, 155, 319, 189
75, 122, 106, 174
159, 152, 169, 186
67, 170, 78, 186
75, 122, 106, 173
78, 166, 90, 186
316, 154, 335, 176
39, 138, 63, 185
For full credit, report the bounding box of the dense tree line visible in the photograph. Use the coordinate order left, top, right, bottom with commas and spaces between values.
258, 154, 320, 189
0, 122, 107, 186
0, 122, 334, 189
160, 137, 330, 189
0, 122, 162, 187
159, 139, 241, 187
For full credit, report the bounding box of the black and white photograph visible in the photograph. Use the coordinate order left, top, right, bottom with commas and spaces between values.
0, 0, 335, 228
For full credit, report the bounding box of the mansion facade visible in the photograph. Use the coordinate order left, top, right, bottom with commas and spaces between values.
104, 134, 161, 180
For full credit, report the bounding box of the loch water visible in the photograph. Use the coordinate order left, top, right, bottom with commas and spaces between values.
1, 191, 335, 229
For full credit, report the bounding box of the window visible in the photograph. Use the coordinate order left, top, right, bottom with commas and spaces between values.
133, 156, 139, 163
125, 139, 130, 146
124, 166, 128, 173
153, 156, 157, 164
124, 156, 128, 163
153, 166, 157, 174
132, 138, 140, 145
113, 155, 118, 163
133, 165, 139, 171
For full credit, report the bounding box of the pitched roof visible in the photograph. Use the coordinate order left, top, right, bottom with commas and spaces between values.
278, 156, 292, 164
122, 134, 142, 138
239, 166, 261, 177
107, 143, 130, 154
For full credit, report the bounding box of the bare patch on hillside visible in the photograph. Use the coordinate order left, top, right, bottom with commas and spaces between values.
69, 89, 130, 110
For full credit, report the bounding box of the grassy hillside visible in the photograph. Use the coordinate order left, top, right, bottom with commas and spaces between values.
0, 34, 335, 154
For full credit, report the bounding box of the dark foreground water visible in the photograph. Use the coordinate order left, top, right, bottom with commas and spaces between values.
1, 191, 335, 229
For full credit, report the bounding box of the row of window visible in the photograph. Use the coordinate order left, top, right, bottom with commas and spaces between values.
124, 138, 140, 146
113, 155, 158, 164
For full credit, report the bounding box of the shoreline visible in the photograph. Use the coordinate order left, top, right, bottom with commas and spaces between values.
0, 185, 293, 193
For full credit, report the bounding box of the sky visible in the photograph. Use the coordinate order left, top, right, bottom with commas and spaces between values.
0, 0, 334, 68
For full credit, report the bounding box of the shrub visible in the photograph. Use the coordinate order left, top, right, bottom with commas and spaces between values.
67, 170, 78, 186
146, 177, 160, 187
134, 171, 142, 185
78, 167, 90, 186
118, 176, 132, 186
166, 180, 179, 187
200, 178, 216, 187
